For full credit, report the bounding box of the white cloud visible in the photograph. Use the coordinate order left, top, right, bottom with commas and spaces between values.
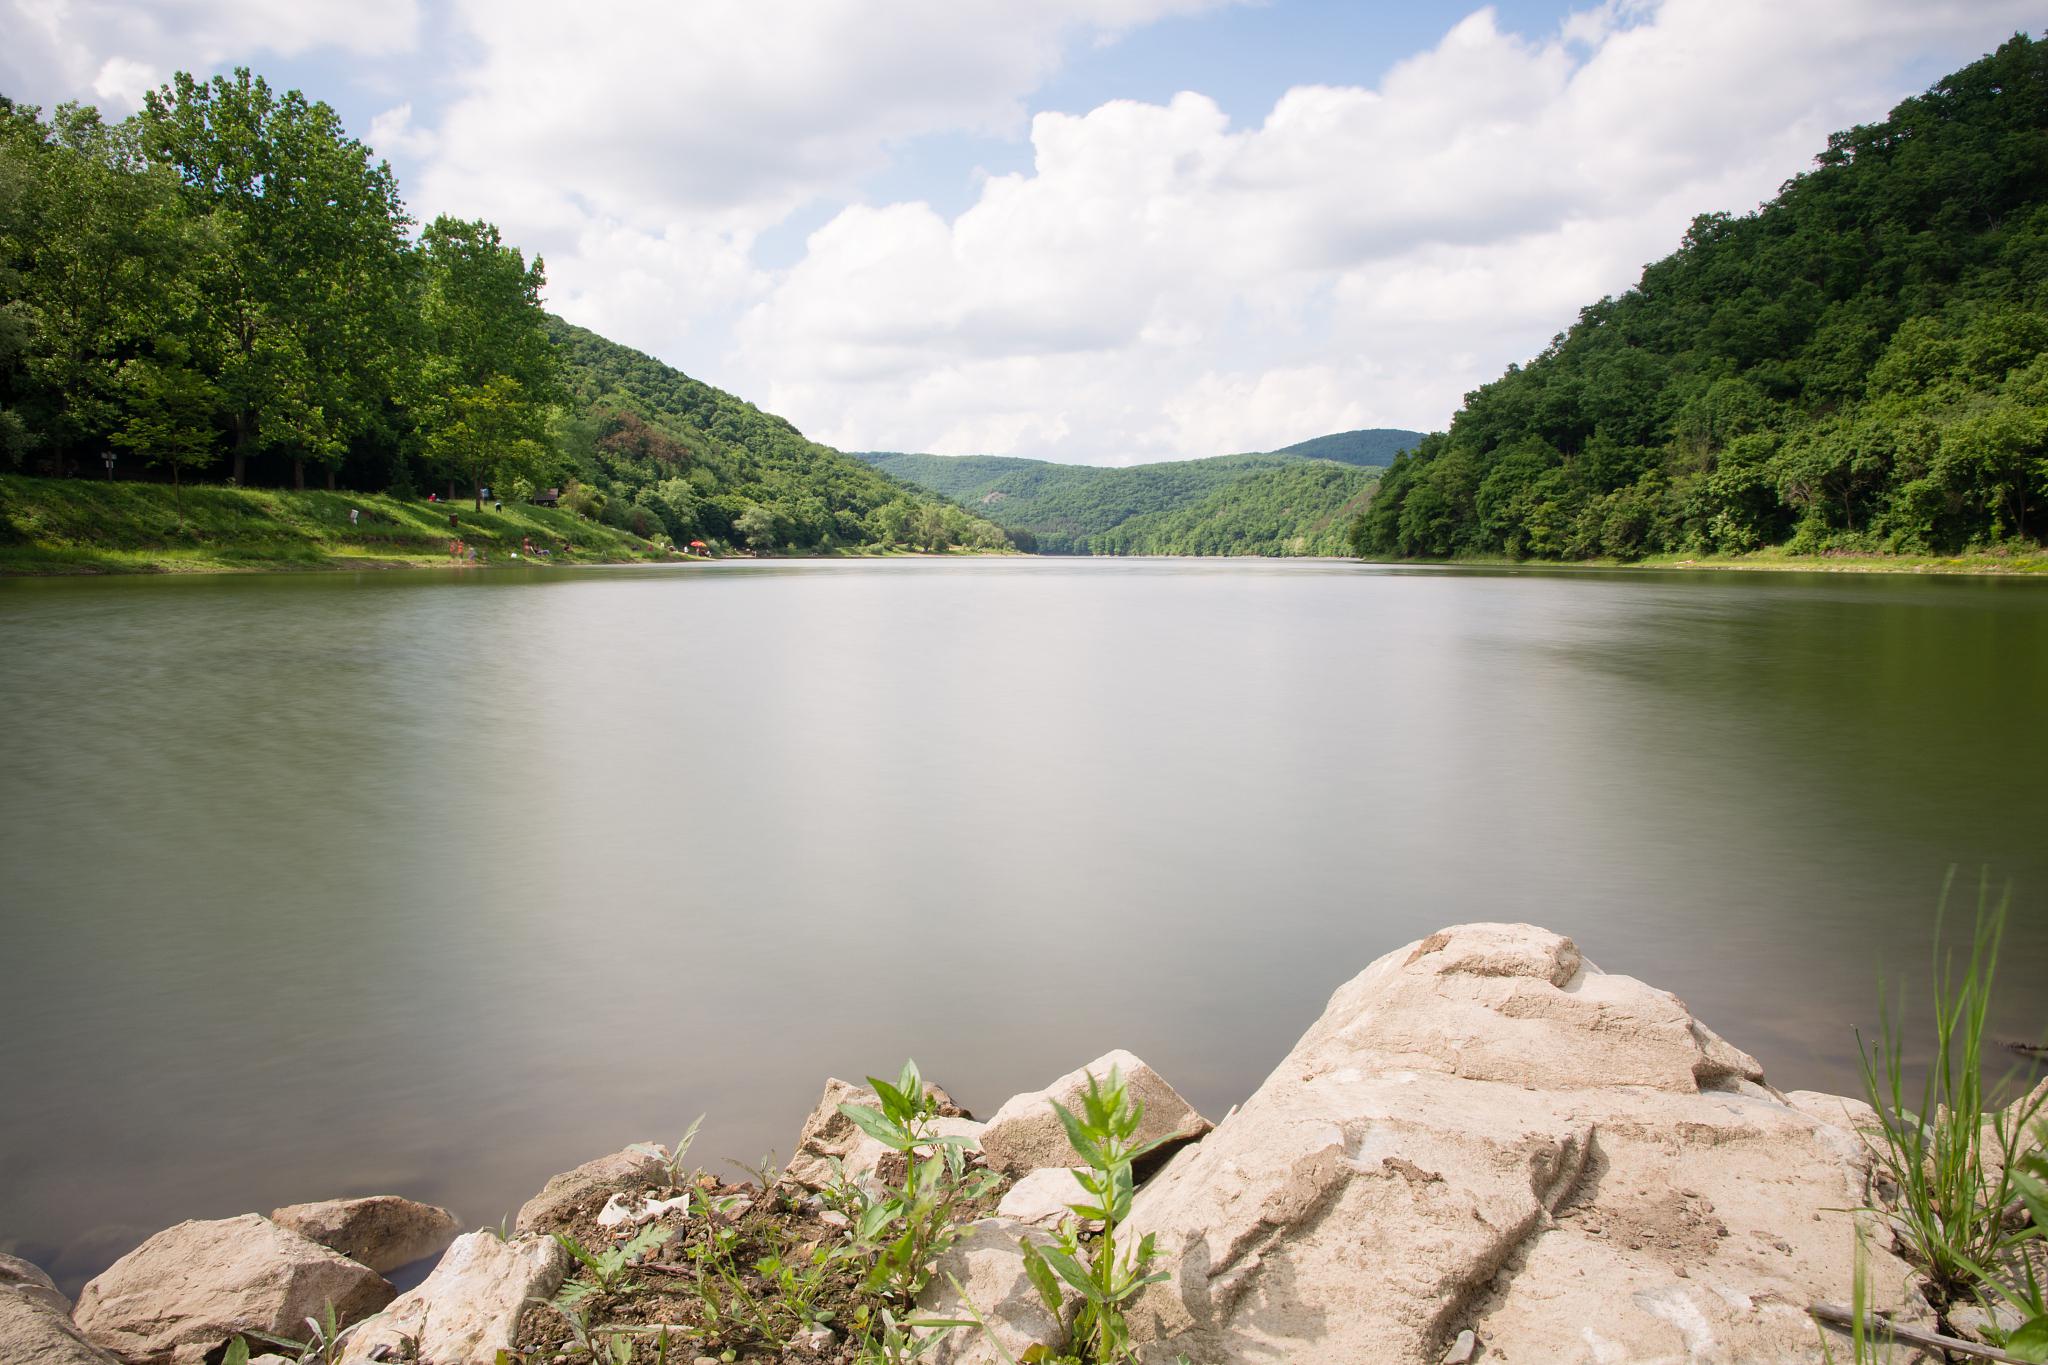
395, 0, 1234, 367
731, 0, 2041, 462
0, 0, 419, 107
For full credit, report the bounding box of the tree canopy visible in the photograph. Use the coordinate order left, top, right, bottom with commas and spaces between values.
0, 73, 1005, 552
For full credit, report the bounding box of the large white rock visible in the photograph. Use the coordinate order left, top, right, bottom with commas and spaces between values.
269, 1196, 462, 1274
72, 1215, 393, 1365
338, 1231, 567, 1365
979, 1050, 1209, 1177
0, 1252, 123, 1365
514, 1148, 668, 1234
1121, 923, 1932, 1365
914, 1219, 1074, 1365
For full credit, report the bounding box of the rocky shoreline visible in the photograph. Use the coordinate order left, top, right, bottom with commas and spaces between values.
7, 923, 2041, 1365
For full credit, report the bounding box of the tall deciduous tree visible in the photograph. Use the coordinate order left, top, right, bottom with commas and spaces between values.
0, 101, 185, 472
416, 216, 556, 508
140, 69, 412, 488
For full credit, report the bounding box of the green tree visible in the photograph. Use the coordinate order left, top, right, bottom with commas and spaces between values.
0, 101, 186, 472
416, 216, 555, 508
110, 342, 222, 503
140, 68, 412, 489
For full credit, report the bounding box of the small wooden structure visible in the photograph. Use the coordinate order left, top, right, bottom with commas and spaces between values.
532, 488, 563, 507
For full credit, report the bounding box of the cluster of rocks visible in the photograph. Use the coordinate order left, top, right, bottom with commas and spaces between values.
3, 1198, 463, 1365
14, 923, 2042, 1364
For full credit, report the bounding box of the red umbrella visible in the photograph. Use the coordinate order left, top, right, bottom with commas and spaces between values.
688, 540, 707, 548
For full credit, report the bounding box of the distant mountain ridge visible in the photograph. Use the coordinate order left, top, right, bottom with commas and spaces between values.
855, 427, 1420, 554
1268, 428, 1422, 465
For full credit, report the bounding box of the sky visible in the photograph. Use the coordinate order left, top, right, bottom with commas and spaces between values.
2, 1, 2038, 465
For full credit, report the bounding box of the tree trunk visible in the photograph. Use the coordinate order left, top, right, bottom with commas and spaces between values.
326, 467, 336, 492
293, 458, 305, 491
474, 482, 483, 512
447, 480, 456, 503
232, 449, 246, 485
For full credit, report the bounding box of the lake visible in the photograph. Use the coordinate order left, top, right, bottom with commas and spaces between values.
1, 557, 2043, 1292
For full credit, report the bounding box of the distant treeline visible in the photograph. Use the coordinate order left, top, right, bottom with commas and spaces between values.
0, 73, 1004, 552
861, 428, 1414, 555
1357, 34, 2048, 562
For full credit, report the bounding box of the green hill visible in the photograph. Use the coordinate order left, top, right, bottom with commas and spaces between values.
1270, 428, 1419, 466
1357, 35, 2048, 563
859, 426, 1415, 554
1093, 461, 1379, 556
547, 321, 1006, 552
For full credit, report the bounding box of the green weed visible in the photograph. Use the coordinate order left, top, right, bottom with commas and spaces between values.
1016, 1066, 1174, 1365
629, 1115, 705, 1189
555, 1224, 674, 1305
836, 1060, 999, 1303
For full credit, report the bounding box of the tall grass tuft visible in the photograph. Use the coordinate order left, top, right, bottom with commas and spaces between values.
1858, 873, 2046, 1312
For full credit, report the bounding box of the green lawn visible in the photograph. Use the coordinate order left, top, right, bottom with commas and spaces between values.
0, 475, 678, 575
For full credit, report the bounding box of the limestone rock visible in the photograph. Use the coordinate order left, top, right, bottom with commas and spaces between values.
994, 1167, 1095, 1229
979, 1050, 1209, 1177
1, 1252, 122, 1365
338, 1232, 566, 1365
782, 1078, 983, 1192
913, 1219, 1072, 1365
269, 1196, 462, 1274
72, 1215, 392, 1365
514, 1148, 668, 1235
1121, 922, 1932, 1365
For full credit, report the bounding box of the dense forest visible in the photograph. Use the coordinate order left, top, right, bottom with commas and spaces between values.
862, 427, 1415, 554
1267, 428, 1418, 466
1091, 461, 1377, 555
1357, 35, 2048, 562
0, 72, 1003, 555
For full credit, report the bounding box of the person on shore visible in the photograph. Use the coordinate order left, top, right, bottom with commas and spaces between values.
348, 508, 359, 527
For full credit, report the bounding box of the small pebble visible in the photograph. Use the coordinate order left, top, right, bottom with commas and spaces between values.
1442, 1327, 1478, 1364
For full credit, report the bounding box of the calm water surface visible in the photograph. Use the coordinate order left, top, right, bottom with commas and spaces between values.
2, 558, 2043, 1290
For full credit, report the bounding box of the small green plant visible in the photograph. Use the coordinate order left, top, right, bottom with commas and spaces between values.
675, 1186, 836, 1348
1967, 1120, 2048, 1359
1857, 876, 2045, 1305
555, 1224, 674, 1305
629, 1115, 706, 1188
1016, 1067, 1173, 1365
294, 1300, 361, 1365
223, 1339, 252, 1365
852, 1304, 972, 1364
838, 1060, 999, 1303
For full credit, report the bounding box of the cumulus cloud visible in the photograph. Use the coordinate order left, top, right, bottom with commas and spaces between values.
394, 0, 1234, 365
0, 0, 419, 108
731, 0, 2041, 462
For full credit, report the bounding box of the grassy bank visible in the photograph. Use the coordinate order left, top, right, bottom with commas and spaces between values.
1367, 546, 2048, 577
0, 475, 694, 575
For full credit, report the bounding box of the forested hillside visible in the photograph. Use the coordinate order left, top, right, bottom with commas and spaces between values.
547, 322, 1005, 551
861, 426, 1415, 554
1092, 461, 1378, 555
1270, 429, 1418, 466
1358, 35, 2048, 562
0, 73, 1003, 556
